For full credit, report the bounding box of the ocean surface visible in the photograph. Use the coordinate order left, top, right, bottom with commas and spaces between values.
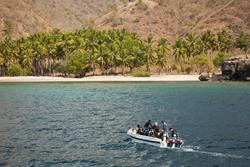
0, 82, 250, 167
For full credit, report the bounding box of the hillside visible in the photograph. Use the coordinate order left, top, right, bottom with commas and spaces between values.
0, 0, 123, 38
0, 0, 249, 41
97, 0, 250, 41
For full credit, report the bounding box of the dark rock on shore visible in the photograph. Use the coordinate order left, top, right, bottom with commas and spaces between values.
221, 55, 250, 81
199, 74, 210, 81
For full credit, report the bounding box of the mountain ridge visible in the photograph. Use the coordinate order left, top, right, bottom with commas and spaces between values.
0, 0, 249, 41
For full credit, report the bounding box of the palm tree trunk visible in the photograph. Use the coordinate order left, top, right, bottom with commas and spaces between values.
122, 62, 125, 75
158, 65, 161, 75
147, 55, 150, 73
2, 63, 7, 76
92, 63, 95, 76
51, 58, 55, 75
113, 60, 117, 75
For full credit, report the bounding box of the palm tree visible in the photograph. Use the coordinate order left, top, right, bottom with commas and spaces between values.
96, 31, 110, 74
201, 30, 217, 54
66, 49, 90, 77
122, 35, 143, 72
173, 38, 186, 63
144, 34, 154, 73
217, 30, 233, 53
86, 29, 98, 76
184, 33, 202, 61
22, 48, 33, 69
114, 29, 127, 75
106, 30, 120, 74
0, 42, 5, 75
0, 38, 14, 75
156, 38, 170, 75
235, 32, 249, 56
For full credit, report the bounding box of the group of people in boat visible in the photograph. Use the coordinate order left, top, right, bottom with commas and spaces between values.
136, 120, 178, 140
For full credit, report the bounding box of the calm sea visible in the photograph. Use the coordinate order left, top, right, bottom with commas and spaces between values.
0, 82, 250, 167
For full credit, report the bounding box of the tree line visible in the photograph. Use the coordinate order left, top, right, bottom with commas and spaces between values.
0, 28, 249, 77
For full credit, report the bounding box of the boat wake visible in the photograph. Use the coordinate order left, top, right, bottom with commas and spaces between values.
179, 145, 246, 159
128, 137, 250, 160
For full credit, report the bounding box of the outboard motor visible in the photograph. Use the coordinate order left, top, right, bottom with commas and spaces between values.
175, 139, 183, 147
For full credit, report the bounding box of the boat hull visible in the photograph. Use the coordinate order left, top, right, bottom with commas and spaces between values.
127, 128, 183, 148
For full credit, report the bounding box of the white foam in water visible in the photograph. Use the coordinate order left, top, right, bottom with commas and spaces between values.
131, 139, 248, 160
180, 145, 244, 159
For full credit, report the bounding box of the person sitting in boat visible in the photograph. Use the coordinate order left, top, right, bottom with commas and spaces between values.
136, 124, 144, 135
169, 128, 178, 138
144, 120, 152, 136
152, 121, 160, 137
161, 121, 167, 132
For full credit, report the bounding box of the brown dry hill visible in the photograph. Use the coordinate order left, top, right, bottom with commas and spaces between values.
0, 0, 249, 40
0, 0, 123, 38
97, 0, 250, 41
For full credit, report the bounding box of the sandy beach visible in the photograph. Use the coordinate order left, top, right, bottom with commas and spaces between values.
0, 75, 199, 82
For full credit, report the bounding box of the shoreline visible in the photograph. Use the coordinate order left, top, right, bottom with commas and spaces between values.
0, 75, 199, 83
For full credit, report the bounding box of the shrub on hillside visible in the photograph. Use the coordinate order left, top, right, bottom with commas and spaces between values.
105, 13, 123, 27
136, 0, 148, 10
7, 64, 30, 76
133, 18, 140, 23
185, 66, 192, 74
213, 52, 229, 67
197, 54, 211, 72
156, 0, 168, 6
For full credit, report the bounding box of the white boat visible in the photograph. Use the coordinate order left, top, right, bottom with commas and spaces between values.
127, 128, 184, 148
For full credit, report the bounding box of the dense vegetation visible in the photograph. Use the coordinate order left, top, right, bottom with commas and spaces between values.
0, 28, 249, 77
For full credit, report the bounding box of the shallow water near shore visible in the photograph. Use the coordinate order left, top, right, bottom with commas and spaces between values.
0, 82, 250, 167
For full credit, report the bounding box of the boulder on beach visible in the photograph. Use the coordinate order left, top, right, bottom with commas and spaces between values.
221, 55, 250, 81
199, 74, 210, 81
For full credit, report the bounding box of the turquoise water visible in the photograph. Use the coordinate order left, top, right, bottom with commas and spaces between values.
0, 82, 250, 167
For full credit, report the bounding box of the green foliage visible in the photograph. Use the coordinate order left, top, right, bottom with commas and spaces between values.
66, 51, 90, 77
213, 52, 229, 67
217, 30, 233, 52
184, 33, 203, 58
7, 64, 30, 76
130, 71, 151, 77
0, 56, 4, 65
54, 63, 67, 74
172, 64, 182, 73
144, 34, 155, 73
185, 66, 192, 74
197, 54, 209, 66
201, 30, 217, 53
21, 67, 31, 76
0, 27, 247, 76
156, 38, 170, 74
197, 54, 211, 73
7, 64, 21, 76
235, 32, 249, 53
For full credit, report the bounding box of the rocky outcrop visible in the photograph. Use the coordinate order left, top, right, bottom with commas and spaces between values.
199, 74, 210, 81
221, 55, 250, 81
